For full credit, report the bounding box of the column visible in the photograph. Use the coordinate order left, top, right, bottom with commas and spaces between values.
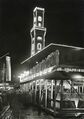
51, 80, 54, 107
53, 80, 57, 111
60, 80, 63, 110
35, 80, 37, 103
31, 82, 34, 103
45, 80, 47, 108
39, 80, 42, 105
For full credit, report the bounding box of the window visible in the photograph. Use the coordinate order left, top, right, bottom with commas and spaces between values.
37, 36, 42, 40
38, 16, 42, 21
37, 43, 42, 51
38, 23, 41, 27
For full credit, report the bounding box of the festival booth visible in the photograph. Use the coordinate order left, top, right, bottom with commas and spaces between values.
19, 43, 84, 118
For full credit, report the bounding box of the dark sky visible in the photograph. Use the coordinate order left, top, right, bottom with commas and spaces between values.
0, 0, 84, 75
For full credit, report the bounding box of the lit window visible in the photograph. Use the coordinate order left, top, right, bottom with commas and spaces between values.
38, 23, 41, 27
38, 16, 42, 21
37, 43, 42, 51
37, 36, 42, 40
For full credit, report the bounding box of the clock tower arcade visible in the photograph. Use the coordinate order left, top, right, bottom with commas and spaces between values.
30, 7, 46, 56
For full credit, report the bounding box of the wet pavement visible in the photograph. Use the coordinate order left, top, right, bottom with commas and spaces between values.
19, 106, 59, 119
8, 92, 58, 119
7, 92, 78, 119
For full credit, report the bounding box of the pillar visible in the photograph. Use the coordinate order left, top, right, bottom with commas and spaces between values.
51, 80, 54, 107
35, 80, 37, 103
53, 80, 57, 111
39, 80, 42, 105
60, 80, 63, 110
45, 80, 47, 108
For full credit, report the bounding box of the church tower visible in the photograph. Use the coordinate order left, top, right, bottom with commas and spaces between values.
30, 7, 46, 56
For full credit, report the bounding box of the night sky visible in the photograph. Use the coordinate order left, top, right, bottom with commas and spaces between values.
0, 0, 84, 76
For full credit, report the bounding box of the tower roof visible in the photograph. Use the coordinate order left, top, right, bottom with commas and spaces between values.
33, 7, 45, 12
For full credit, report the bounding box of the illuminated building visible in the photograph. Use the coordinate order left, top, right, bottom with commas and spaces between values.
30, 7, 46, 56
18, 7, 84, 118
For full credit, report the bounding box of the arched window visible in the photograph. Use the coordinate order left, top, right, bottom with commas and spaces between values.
37, 43, 42, 51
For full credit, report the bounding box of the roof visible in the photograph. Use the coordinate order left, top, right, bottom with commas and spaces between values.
21, 43, 84, 68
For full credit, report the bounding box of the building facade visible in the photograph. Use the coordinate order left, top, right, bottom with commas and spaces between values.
19, 7, 84, 118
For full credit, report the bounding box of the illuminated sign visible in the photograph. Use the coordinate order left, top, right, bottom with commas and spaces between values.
56, 67, 84, 73
20, 66, 84, 83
